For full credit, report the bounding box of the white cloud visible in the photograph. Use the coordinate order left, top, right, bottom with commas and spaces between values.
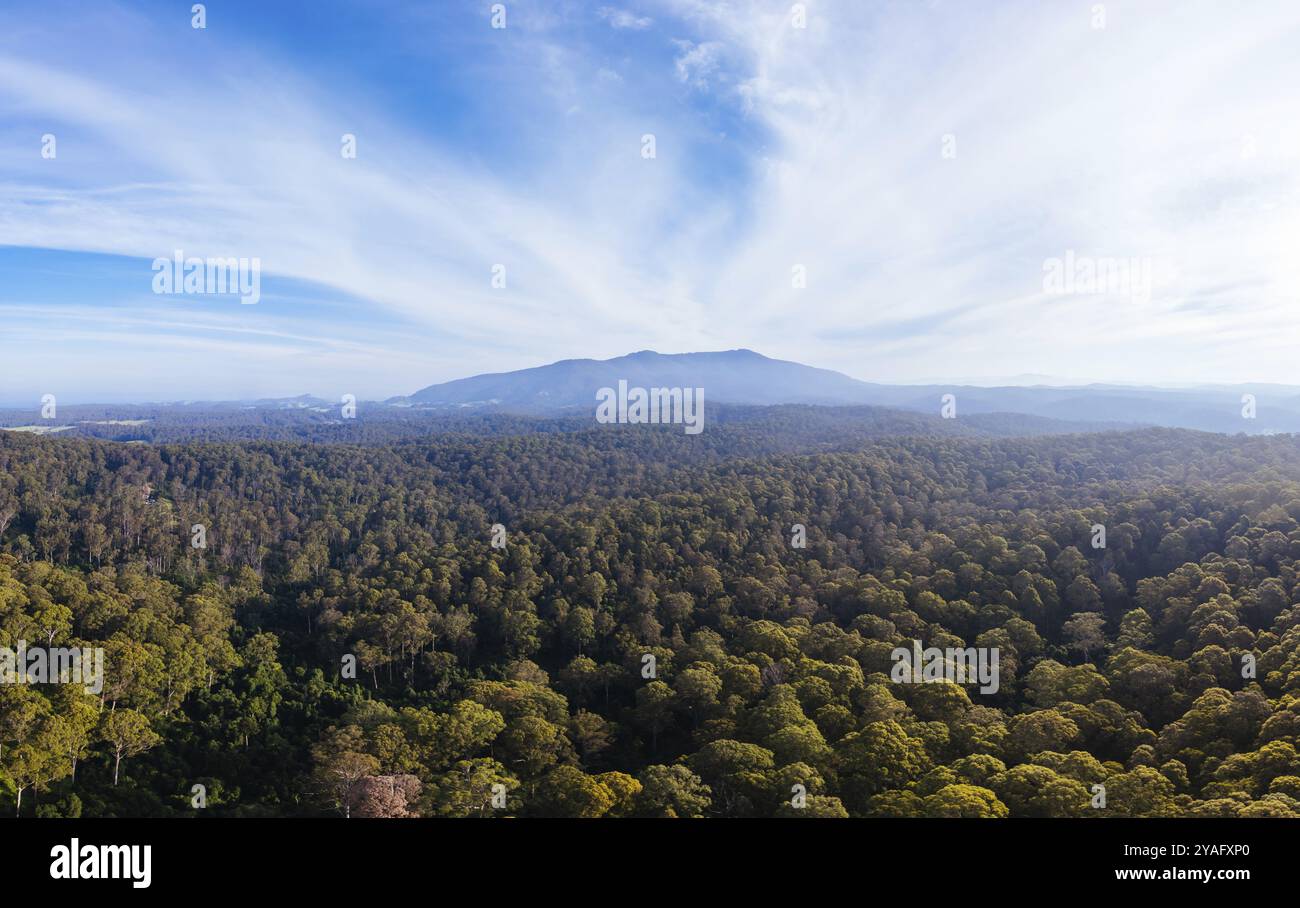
4, 0, 1300, 398
653, 0, 1300, 385
599, 7, 654, 30
672, 39, 725, 88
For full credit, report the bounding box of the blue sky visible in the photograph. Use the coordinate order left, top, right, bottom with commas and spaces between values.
2, 0, 1300, 404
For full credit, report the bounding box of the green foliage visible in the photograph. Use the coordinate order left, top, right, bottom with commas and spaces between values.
3, 423, 1300, 816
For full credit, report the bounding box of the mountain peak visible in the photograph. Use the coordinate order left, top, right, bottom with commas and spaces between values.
619, 348, 765, 360
395, 351, 1300, 434
403, 349, 867, 410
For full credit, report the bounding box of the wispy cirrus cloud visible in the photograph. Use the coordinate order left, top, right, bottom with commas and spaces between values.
2, 0, 1299, 403
660, 0, 1300, 384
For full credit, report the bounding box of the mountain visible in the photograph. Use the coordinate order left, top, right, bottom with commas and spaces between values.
399, 348, 1300, 434
10, 351, 1297, 437
400, 349, 879, 409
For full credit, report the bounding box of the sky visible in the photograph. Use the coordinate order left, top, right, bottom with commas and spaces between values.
1, 0, 1299, 404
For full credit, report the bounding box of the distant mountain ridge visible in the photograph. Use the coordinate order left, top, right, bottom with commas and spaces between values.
398, 349, 1300, 435
8, 350, 1297, 437
399, 349, 875, 409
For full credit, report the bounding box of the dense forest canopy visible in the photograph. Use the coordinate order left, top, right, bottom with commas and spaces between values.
3, 416, 1300, 818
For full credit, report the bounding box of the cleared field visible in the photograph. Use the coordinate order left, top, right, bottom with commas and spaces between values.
0, 424, 76, 434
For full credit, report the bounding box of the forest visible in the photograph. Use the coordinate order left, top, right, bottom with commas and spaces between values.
3, 414, 1300, 818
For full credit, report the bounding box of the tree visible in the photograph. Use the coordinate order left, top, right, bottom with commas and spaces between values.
1063, 612, 1107, 661
353, 774, 422, 818
533, 766, 617, 818
923, 784, 1009, 818
634, 681, 676, 754
689, 739, 776, 816
635, 765, 711, 818
426, 759, 518, 817
311, 726, 380, 818
569, 710, 615, 764
836, 720, 932, 812
991, 765, 1089, 817
1006, 709, 1081, 761
99, 709, 161, 787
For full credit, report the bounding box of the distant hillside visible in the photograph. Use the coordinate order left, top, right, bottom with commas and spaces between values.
7, 350, 1298, 437
400, 349, 1300, 434
400, 349, 879, 409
